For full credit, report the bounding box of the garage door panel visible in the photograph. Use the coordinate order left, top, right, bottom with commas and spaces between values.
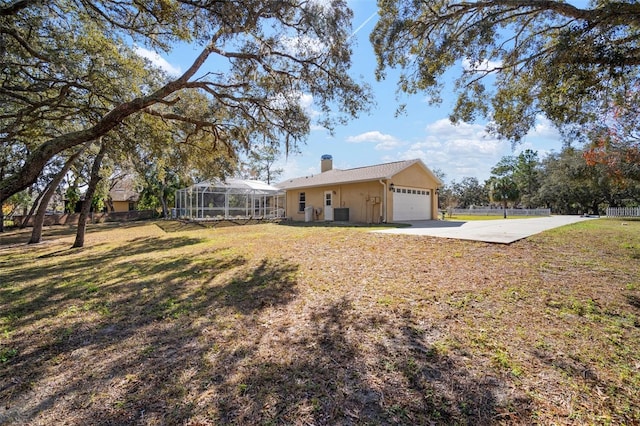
393, 187, 431, 220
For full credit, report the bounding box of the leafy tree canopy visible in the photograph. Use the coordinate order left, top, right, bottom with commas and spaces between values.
237, 143, 284, 184
1, 0, 371, 203
488, 149, 541, 207
450, 176, 488, 208
538, 147, 621, 214
372, 0, 640, 141
584, 88, 640, 182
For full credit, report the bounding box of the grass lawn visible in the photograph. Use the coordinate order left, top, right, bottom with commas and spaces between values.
1, 219, 639, 425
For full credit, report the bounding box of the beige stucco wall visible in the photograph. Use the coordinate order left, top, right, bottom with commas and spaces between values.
285, 180, 386, 223
111, 201, 133, 212
283, 163, 441, 223
337, 181, 385, 223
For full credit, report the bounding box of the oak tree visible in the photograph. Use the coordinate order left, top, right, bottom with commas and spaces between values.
538, 147, 617, 214
584, 89, 640, 182
372, 0, 640, 141
28, 146, 87, 244
1, 0, 370, 204
450, 176, 488, 208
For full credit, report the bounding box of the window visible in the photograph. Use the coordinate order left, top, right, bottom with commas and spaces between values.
298, 192, 306, 212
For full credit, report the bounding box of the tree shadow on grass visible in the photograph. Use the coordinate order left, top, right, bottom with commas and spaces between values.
0, 235, 209, 330
1, 248, 300, 425
626, 294, 640, 311
204, 298, 529, 425
0, 221, 152, 247
154, 220, 205, 233
1, 237, 530, 425
2, 281, 532, 425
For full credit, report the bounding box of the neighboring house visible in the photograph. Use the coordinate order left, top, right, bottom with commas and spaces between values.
276, 155, 442, 223
108, 177, 140, 212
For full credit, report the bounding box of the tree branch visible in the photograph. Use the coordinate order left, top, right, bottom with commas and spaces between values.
0, 41, 218, 203
0, 27, 52, 62
449, 0, 640, 26
0, 0, 35, 17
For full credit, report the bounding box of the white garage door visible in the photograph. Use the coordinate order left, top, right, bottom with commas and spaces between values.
393, 187, 432, 220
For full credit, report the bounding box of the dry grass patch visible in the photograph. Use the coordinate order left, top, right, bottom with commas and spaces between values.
1, 219, 639, 425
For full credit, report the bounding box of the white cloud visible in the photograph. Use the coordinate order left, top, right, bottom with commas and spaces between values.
462, 58, 502, 72
134, 46, 182, 76
527, 115, 561, 139
374, 116, 564, 184
513, 116, 562, 161
346, 131, 403, 150
393, 119, 509, 183
269, 91, 322, 124
275, 157, 319, 183
298, 93, 317, 115
310, 124, 326, 131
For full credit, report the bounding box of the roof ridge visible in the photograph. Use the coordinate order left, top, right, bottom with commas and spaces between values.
278, 159, 416, 183
339, 158, 416, 172
276, 158, 432, 189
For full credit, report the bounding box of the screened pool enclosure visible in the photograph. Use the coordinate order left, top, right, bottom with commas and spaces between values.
174, 179, 286, 220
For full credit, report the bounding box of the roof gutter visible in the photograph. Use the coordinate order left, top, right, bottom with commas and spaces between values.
379, 179, 388, 223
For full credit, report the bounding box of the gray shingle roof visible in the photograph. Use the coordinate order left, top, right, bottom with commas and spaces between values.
109, 176, 139, 202
276, 159, 438, 190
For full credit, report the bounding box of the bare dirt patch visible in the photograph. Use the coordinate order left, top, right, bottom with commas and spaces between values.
1, 219, 639, 425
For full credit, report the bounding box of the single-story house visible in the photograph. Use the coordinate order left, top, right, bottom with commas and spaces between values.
276, 155, 442, 223
108, 176, 140, 212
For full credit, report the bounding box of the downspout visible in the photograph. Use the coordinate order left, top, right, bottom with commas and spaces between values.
379, 179, 387, 223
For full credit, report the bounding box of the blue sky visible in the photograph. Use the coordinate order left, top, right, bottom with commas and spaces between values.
135, 0, 564, 185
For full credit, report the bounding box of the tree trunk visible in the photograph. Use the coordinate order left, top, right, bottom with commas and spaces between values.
20, 188, 46, 229
29, 147, 86, 244
0, 166, 4, 232
73, 142, 107, 248
160, 188, 168, 219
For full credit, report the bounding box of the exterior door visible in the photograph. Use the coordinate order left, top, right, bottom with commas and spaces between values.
324, 191, 334, 221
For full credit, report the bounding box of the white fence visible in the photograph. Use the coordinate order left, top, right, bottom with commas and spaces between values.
449, 208, 551, 216
606, 207, 640, 218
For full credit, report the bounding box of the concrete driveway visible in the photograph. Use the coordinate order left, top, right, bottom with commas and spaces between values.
373, 215, 597, 244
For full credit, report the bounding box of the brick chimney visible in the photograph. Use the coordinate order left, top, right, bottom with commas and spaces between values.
321, 154, 333, 173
